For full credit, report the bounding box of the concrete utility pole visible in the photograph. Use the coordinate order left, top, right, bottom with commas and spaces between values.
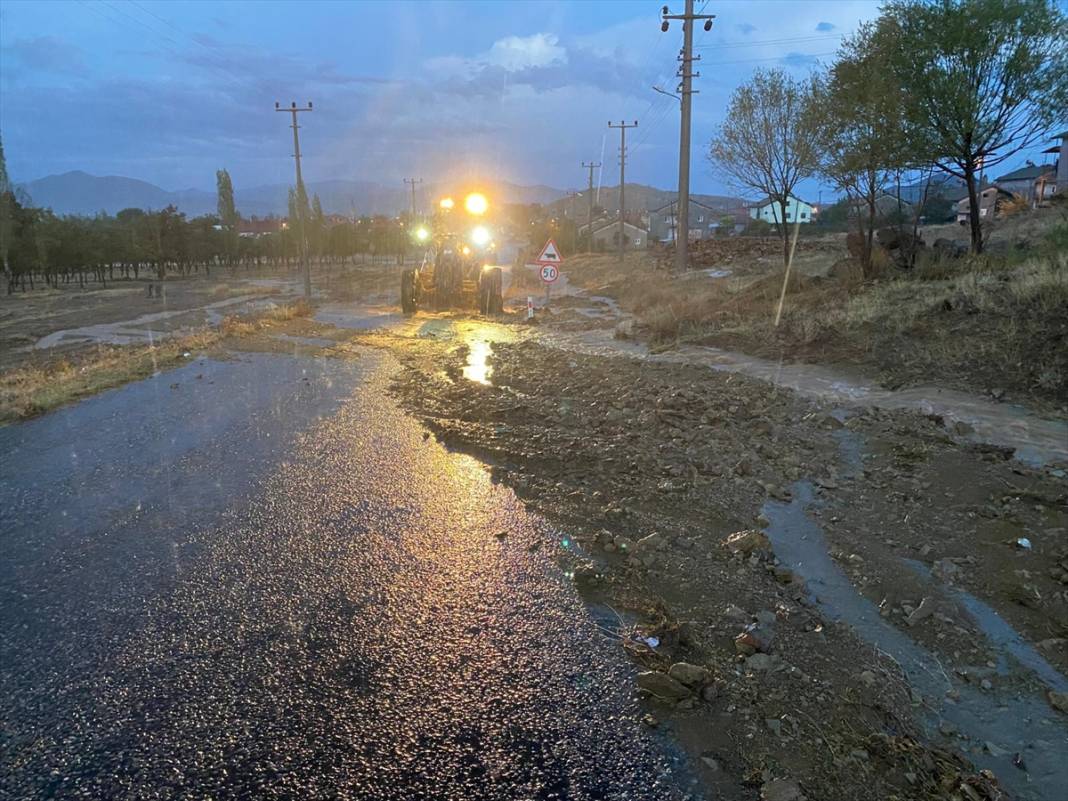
404, 177, 423, 218
608, 121, 638, 264
582, 160, 601, 252
662, 2, 714, 272
275, 100, 314, 298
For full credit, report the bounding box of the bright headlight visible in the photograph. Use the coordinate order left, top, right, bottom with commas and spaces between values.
464, 193, 488, 215
414, 226, 430, 242
470, 226, 491, 246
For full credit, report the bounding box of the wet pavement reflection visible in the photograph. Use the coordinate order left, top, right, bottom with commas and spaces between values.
0, 349, 691, 800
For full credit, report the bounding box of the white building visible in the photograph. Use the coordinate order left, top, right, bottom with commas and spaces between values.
748, 195, 816, 225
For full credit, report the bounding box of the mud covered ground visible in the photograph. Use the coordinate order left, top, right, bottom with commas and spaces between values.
376, 320, 1068, 801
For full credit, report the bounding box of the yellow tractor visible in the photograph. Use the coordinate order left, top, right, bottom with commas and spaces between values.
400, 192, 504, 315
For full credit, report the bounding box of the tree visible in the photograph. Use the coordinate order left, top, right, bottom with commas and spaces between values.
708, 69, 823, 270
0, 134, 14, 292
216, 169, 239, 266
817, 23, 910, 276
880, 0, 1068, 253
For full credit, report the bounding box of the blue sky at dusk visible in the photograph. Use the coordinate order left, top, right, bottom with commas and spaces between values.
3, 0, 1055, 201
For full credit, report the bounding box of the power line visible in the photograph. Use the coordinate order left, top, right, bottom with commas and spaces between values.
698, 51, 838, 67
403, 177, 423, 217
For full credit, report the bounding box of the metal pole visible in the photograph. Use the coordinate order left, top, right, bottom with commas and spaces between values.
663, 4, 713, 272
276, 101, 313, 298
582, 161, 600, 252
608, 121, 638, 265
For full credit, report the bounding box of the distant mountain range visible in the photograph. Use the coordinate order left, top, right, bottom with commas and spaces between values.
14, 170, 742, 219
14, 171, 571, 218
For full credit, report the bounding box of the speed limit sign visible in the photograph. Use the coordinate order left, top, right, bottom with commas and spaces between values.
540, 264, 559, 283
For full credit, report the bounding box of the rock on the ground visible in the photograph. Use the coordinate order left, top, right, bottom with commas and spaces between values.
668, 662, 711, 687
761, 777, 804, 801
724, 529, 770, 555
1049, 691, 1068, 714
637, 670, 691, 700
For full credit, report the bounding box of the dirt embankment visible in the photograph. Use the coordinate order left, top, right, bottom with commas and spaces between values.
559, 209, 1068, 414
381, 329, 1067, 801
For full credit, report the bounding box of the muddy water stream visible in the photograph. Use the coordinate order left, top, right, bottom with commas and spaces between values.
538, 328, 1068, 467
762, 426, 1068, 800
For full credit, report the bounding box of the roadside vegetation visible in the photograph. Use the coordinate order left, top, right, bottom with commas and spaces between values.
0, 300, 316, 424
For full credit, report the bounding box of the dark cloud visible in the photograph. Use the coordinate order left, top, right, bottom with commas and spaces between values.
815, 21, 836, 32
4, 36, 86, 74
735, 23, 757, 35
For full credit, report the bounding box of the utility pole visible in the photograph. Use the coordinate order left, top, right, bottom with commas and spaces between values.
608, 120, 638, 264
662, 2, 714, 272
582, 160, 600, 252
275, 100, 313, 298
404, 177, 423, 218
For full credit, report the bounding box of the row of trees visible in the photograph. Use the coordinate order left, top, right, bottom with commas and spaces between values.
710, 0, 1068, 276
0, 157, 420, 293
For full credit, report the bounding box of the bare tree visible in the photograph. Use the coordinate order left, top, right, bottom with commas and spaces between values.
708, 69, 823, 270
880, 0, 1068, 254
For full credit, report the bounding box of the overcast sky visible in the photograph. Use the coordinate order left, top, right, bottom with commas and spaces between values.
0, 0, 1057, 201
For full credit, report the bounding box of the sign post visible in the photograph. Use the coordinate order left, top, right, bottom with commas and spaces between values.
535, 238, 563, 309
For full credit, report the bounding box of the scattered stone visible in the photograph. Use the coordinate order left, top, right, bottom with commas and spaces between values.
859, 670, 877, 687
939, 720, 958, 737
636, 671, 691, 700
906, 597, 936, 627
668, 662, 711, 687
747, 653, 775, 672
761, 777, 804, 801
1048, 691, 1068, 714
642, 713, 659, 728
700, 755, 721, 771
724, 529, 770, 555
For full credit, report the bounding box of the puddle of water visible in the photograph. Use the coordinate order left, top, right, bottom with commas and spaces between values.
761, 435, 1068, 799
462, 340, 493, 385
272, 334, 337, 348
902, 558, 1068, 694
314, 304, 404, 331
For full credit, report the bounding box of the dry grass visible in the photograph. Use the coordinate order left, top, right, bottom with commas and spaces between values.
0, 331, 220, 424
0, 299, 318, 424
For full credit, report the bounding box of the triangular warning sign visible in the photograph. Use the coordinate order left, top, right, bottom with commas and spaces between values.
535, 239, 563, 264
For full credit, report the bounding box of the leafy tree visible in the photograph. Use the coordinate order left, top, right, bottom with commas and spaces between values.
879, 0, 1068, 253
708, 69, 823, 270
216, 169, 239, 266
817, 23, 910, 275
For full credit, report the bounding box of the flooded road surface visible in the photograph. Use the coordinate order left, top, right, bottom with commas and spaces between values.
0, 348, 691, 799
34, 293, 285, 349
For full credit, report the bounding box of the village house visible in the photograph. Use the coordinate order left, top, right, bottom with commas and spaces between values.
748, 195, 816, 224
994, 162, 1058, 204
648, 197, 725, 243
582, 218, 648, 251
955, 186, 1013, 225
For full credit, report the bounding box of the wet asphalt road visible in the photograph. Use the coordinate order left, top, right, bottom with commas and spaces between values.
1, 348, 692, 800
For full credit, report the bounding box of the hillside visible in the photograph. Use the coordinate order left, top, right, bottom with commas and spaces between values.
546, 183, 743, 218
14, 171, 569, 218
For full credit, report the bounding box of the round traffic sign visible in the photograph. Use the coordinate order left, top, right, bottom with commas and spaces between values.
540, 264, 559, 283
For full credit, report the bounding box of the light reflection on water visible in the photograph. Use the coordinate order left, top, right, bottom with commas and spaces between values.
462, 340, 493, 385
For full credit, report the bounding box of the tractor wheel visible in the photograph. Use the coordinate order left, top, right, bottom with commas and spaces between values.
487, 267, 503, 315
401, 269, 416, 314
